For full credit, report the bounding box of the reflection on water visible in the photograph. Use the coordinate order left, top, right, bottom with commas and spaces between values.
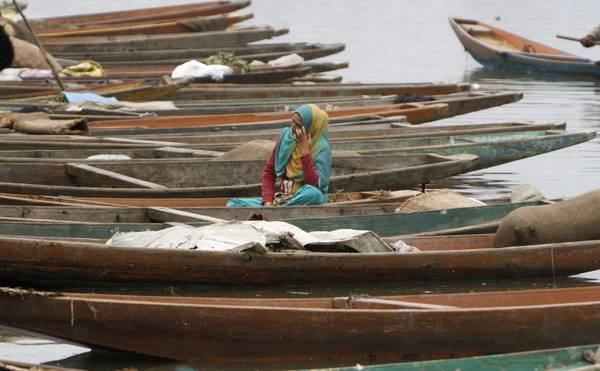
6, 0, 600, 368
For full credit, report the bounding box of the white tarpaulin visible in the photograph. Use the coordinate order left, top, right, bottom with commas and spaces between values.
105, 221, 396, 253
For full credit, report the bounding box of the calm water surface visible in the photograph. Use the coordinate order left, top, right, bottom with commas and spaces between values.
6, 0, 600, 368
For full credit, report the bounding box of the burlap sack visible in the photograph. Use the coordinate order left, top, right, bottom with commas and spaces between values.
0, 112, 89, 135
494, 189, 600, 248
212, 139, 275, 161
395, 189, 485, 213
10, 36, 61, 70
212, 139, 358, 161
0, 18, 34, 43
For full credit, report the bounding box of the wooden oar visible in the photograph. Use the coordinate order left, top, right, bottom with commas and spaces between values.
557, 34, 600, 46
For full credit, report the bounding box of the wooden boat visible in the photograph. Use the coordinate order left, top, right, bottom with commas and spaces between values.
4, 79, 189, 102
37, 13, 254, 37
332, 130, 596, 170
3, 285, 600, 364
166, 90, 520, 116
0, 154, 477, 198
0, 193, 533, 222
76, 63, 345, 83
3, 90, 518, 130
0, 79, 188, 101
0, 226, 596, 285
0, 122, 566, 151
0, 189, 419, 208
83, 103, 450, 133
42, 27, 290, 53
30, 1, 252, 30
59, 42, 346, 64
127, 121, 568, 145
0, 200, 544, 239
450, 17, 600, 76
166, 82, 472, 100
322, 344, 600, 371
0, 129, 591, 171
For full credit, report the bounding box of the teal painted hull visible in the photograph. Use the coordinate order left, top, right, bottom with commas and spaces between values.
324, 344, 600, 371
0, 201, 542, 239
335, 132, 596, 170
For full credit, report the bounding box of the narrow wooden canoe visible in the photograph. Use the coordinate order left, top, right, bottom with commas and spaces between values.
37, 13, 254, 37
91, 60, 347, 80
450, 17, 600, 76
83, 103, 449, 133
42, 27, 290, 53
0, 79, 187, 101
0, 122, 566, 151
0, 129, 590, 171
127, 122, 568, 145
3, 285, 600, 364
0, 154, 477, 198
335, 131, 597, 170
5, 79, 189, 102
89, 90, 521, 117
165, 82, 472, 100
88, 65, 317, 83
30, 1, 252, 30
5, 91, 517, 131
65, 42, 346, 65
0, 189, 420, 208
0, 193, 528, 222
323, 344, 600, 371
0, 200, 544, 239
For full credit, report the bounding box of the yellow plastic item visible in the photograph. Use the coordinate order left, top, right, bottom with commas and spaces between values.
62, 60, 105, 78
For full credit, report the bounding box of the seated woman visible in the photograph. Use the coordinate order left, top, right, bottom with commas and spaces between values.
227, 104, 331, 207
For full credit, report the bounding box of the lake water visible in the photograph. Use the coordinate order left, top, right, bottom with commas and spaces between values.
5, 0, 600, 368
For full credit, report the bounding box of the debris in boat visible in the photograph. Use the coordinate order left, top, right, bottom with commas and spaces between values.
511, 183, 545, 203
203, 52, 249, 73
61, 91, 118, 105
268, 53, 305, 68
393, 92, 435, 104
395, 189, 485, 213
86, 154, 131, 161
247, 213, 268, 221
106, 221, 393, 253
494, 188, 600, 247
61, 60, 105, 78
0, 287, 57, 298
391, 239, 420, 253
371, 189, 393, 200
171, 60, 233, 81
250, 53, 305, 70
329, 188, 351, 203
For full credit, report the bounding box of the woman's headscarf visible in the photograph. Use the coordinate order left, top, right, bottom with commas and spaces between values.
274, 104, 331, 194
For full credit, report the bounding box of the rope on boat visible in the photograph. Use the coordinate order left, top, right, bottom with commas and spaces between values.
344, 294, 371, 309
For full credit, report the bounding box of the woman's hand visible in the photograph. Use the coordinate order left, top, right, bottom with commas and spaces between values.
581, 35, 596, 47
263, 201, 273, 206
294, 126, 312, 155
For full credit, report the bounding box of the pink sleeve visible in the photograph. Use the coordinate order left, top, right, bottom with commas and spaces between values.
301, 154, 320, 189
261, 146, 277, 203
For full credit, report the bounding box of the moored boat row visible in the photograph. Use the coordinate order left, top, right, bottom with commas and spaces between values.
0, 1, 598, 369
